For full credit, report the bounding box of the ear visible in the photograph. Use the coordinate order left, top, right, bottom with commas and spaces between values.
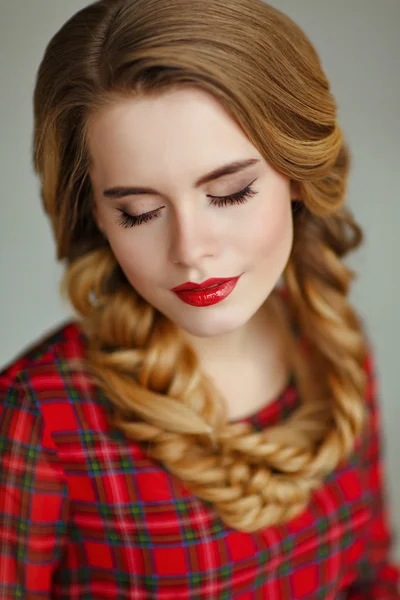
96, 217, 105, 236
290, 181, 302, 201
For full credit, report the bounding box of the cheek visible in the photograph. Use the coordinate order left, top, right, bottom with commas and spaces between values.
237, 193, 293, 263
106, 233, 162, 286
94, 203, 150, 280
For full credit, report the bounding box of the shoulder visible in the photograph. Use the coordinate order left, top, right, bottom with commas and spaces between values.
1, 321, 86, 381
0, 320, 116, 452
0, 321, 92, 419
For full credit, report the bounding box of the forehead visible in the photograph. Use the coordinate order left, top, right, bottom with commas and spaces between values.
87, 87, 260, 185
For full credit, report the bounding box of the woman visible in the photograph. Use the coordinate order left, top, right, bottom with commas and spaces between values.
0, 0, 398, 597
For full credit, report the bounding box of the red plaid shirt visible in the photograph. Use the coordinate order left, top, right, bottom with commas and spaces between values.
0, 322, 398, 599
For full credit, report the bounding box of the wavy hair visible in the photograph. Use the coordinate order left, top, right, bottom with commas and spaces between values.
33, 0, 367, 531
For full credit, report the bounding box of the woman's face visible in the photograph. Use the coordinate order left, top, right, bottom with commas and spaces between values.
88, 87, 294, 338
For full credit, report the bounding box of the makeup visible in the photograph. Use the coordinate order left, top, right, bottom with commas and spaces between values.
172, 276, 241, 307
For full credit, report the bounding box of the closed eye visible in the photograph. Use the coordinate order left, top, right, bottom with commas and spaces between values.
207, 179, 258, 207
116, 179, 258, 228
116, 208, 163, 228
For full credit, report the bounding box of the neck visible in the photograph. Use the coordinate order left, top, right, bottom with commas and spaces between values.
182, 295, 282, 369
180, 293, 293, 421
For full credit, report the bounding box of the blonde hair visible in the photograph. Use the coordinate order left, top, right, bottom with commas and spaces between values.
33, 0, 367, 532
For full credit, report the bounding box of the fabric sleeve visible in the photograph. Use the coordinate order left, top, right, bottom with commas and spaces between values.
0, 372, 69, 599
346, 350, 400, 598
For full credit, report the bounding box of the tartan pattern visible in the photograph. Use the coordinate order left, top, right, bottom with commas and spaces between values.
0, 322, 399, 599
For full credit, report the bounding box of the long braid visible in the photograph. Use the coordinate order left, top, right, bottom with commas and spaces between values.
35, 0, 369, 532
63, 205, 366, 532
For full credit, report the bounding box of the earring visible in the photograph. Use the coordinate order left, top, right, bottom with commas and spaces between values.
89, 289, 102, 307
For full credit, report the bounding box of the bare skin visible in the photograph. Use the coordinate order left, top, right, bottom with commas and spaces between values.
88, 87, 297, 419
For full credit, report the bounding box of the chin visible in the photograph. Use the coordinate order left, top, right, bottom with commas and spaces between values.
175, 311, 250, 339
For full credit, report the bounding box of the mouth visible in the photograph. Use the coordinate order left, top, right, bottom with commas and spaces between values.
171, 276, 241, 307
171, 277, 238, 292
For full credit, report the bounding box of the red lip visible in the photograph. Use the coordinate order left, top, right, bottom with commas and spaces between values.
172, 277, 235, 292
171, 276, 241, 307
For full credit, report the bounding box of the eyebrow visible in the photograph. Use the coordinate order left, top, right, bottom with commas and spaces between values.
103, 158, 260, 199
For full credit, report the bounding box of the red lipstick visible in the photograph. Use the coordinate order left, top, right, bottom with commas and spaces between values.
171, 276, 241, 307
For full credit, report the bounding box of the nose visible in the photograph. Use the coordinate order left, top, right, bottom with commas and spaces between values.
168, 209, 218, 268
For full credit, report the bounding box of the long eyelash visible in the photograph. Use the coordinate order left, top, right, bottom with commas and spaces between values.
116, 208, 162, 228
116, 183, 257, 228
208, 184, 257, 207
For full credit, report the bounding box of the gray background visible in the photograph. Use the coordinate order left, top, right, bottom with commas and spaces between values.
1, 0, 399, 559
